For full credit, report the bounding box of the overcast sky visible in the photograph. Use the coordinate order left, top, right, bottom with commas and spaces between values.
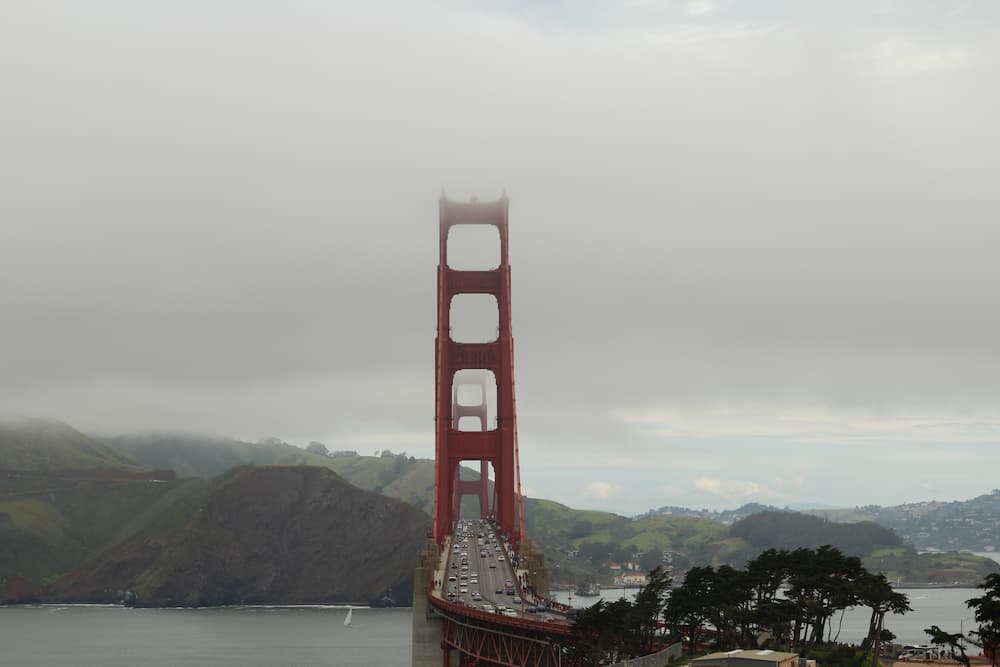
2, 1, 999, 515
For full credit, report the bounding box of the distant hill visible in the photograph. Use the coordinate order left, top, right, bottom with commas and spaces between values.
0, 470, 209, 589
0, 418, 145, 474
636, 502, 784, 524
527, 504, 997, 587
641, 492, 1000, 554
807, 491, 1000, 552
106, 432, 461, 516
523, 496, 736, 581
104, 432, 334, 479
88, 429, 1000, 586
730, 511, 903, 555
49, 466, 430, 607
4, 419, 997, 603
0, 418, 206, 599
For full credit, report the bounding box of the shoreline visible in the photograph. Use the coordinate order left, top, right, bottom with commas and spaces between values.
550, 583, 982, 591
1, 602, 396, 610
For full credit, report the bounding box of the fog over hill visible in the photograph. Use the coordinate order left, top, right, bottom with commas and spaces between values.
3, 418, 998, 604
49, 466, 429, 607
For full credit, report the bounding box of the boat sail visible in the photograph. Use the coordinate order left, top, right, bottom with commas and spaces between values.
344, 606, 353, 627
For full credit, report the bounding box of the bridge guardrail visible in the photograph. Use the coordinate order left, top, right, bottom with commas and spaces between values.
428, 590, 572, 637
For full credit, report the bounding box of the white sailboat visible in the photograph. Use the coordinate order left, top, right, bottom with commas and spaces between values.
343, 606, 353, 627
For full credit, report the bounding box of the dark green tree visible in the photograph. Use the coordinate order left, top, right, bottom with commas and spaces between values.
785, 545, 862, 646
640, 549, 665, 572
568, 598, 634, 665
924, 625, 970, 667
663, 566, 715, 654
577, 541, 615, 566
630, 566, 672, 655
569, 567, 672, 664
707, 565, 751, 648
967, 573, 1000, 667
744, 549, 795, 647
305, 441, 329, 456
855, 570, 910, 663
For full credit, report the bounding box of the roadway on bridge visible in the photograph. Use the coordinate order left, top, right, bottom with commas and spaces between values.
436, 518, 562, 624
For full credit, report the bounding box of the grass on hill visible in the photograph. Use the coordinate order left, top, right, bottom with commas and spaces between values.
0, 475, 209, 583
0, 418, 144, 474
107, 434, 445, 516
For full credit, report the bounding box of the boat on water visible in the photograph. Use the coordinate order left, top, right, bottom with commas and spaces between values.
575, 580, 600, 597
343, 606, 353, 627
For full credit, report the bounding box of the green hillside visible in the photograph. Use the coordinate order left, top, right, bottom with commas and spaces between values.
523, 497, 626, 548
107, 434, 443, 515
111, 432, 981, 585
6, 421, 996, 601
105, 433, 334, 478
809, 492, 1000, 552
0, 418, 143, 473
48, 466, 430, 607
520, 496, 738, 584
0, 474, 209, 585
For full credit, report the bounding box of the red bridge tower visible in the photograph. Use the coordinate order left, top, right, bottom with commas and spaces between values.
434, 195, 524, 546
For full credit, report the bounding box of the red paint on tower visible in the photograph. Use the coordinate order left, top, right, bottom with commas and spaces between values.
434, 195, 524, 546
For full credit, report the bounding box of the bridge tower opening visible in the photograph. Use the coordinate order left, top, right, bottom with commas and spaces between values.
434, 195, 524, 546
452, 371, 494, 521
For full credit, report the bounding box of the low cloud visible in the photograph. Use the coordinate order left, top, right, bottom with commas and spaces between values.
865, 35, 974, 77
687, 0, 716, 18
1, 0, 998, 516
692, 477, 776, 502
585, 481, 623, 501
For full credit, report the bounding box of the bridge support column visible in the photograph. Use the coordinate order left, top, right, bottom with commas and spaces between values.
519, 537, 550, 601
412, 540, 447, 667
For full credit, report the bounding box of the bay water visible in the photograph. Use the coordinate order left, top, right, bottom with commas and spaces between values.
0, 590, 985, 664
3, 553, 997, 665
0, 605, 411, 666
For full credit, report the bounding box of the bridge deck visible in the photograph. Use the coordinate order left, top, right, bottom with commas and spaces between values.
429, 518, 571, 634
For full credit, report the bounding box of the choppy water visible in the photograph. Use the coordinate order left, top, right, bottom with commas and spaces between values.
0, 604, 411, 667
1, 583, 995, 664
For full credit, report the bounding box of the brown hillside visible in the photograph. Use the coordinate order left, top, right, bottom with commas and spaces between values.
50, 466, 430, 607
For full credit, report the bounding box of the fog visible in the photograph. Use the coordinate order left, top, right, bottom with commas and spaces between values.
2, 0, 998, 513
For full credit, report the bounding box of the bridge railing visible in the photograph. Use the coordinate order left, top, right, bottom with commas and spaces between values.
428, 589, 572, 636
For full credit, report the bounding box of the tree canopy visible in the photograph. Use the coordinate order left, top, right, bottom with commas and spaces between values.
967, 573, 1000, 667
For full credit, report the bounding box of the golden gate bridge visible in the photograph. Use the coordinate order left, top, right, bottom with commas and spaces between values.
411, 195, 638, 667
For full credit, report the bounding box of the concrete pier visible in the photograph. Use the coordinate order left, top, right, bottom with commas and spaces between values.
412, 540, 448, 667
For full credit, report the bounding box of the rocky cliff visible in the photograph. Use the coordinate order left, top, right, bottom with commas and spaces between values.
50, 465, 430, 607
